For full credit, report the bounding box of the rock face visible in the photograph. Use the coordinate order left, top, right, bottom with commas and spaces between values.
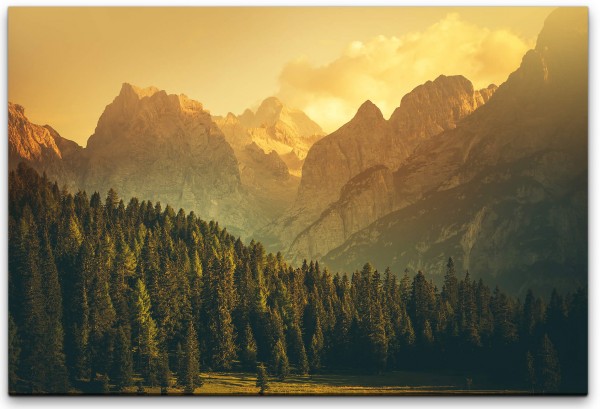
388, 76, 498, 148
264, 75, 496, 256
79, 83, 252, 235
288, 165, 395, 264
323, 8, 588, 295
237, 97, 325, 176
8, 103, 82, 189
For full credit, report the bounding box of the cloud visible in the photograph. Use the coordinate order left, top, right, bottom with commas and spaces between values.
277, 13, 532, 133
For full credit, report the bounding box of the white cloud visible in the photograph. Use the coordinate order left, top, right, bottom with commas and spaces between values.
277, 13, 532, 133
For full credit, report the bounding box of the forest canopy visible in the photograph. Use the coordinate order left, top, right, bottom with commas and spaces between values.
8, 164, 587, 395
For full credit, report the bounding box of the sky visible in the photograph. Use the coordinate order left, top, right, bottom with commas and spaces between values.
8, 7, 554, 145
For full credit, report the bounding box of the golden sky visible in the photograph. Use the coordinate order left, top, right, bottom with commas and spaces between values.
8, 7, 553, 145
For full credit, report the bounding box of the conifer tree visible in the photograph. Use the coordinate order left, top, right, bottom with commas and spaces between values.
39, 230, 69, 391
537, 334, 561, 393
16, 212, 50, 392
442, 258, 458, 310
309, 317, 324, 372
273, 338, 290, 381
526, 350, 536, 393
157, 349, 171, 394
288, 323, 309, 375
132, 279, 159, 383
256, 363, 269, 395
111, 326, 133, 391
369, 302, 388, 373
241, 324, 258, 370
87, 240, 117, 379
180, 321, 202, 394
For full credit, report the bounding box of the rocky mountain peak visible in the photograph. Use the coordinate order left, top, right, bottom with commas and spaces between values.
88, 84, 213, 150
9, 102, 62, 163
8, 102, 82, 190
224, 112, 238, 122
10, 103, 25, 116
120, 82, 161, 99
257, 96, 284, 114
475, 84, 498, 105
389, 74, 495, 143
536, 8, 587, 58
536, 7, 587, 89
351, 100, 385, 124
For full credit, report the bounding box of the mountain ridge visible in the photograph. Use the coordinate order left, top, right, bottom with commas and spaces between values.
320, 7, 587, 294
263, 74, 496, 257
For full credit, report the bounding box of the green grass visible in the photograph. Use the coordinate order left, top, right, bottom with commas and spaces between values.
118, 370, 526, 396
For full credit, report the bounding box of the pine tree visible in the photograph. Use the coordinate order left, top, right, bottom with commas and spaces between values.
537, 334, 561, 393
309, 317, 324, 372
175, 342, 185, 383
204, 253, 237, 370
288, 323, 309, 375
522, 289, 539, 339
273, 338, 290, 381
132, 279, 159, 383
111, 326, 133, 391
87, 237, 117, 379
39, 230, 69, 392
410, 271, 435, 340
180, 321, 202, 394
526, 350, 536, 393
157, 349, 171, 394
240, 324, 258, 370
459, 271, 480, 347
442, 257, 458, 310
15, 211, 50, 393
256, 363, 269, 395
369, 302, 388, 373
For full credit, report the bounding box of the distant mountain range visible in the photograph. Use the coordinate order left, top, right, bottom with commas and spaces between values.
8, 7, 587, 294
9, 87, 323, 238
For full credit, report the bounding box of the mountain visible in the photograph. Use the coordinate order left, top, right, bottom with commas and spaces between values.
236, 96, 325, 176
9, 86, 325, 238
263, 75, 496, 254
213, 110, 299, 222
9, 85, 263, 237
322, 7, 588, 295
213, 97, 326, 222
78, 83, 255, 234
8, 102, 82, 189
223, 126, 299, 220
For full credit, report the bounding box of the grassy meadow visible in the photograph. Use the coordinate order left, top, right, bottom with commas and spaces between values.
114, 370, 525, 396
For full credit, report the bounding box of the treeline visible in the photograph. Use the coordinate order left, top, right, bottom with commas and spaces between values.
8, 164, 587, 394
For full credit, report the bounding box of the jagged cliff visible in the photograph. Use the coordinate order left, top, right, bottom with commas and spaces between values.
8, 103, 82, 189
264, 75, 496, 256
